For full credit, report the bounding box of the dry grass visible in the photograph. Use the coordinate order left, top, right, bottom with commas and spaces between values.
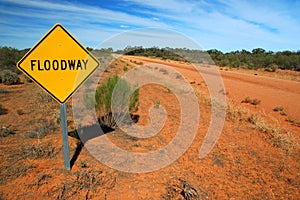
273, 106, 288, 116
241, 97, 261, 105
225, 101, 298, 153
163, 177, 200, 200
226, 101, 248, 122
21, 143, 57, 159
286, 117, 300, 127
50, 169, 116, 199
0, 162, 36, 185
25, 119, 58, 139
247, 114, 297, 153
273, 106, 284, 112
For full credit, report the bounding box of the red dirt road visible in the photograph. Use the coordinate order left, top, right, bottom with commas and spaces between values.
131, 56, 300, 119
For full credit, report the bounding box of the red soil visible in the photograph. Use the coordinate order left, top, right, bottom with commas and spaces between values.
0, 56, 299, 199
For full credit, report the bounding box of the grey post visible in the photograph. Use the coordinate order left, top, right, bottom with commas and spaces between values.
60, 103, 71, 170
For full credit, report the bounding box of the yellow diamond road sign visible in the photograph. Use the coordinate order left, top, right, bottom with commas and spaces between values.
17, 24, 99, 104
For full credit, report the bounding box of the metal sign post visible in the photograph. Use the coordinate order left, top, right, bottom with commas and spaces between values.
60, 103, 71, 170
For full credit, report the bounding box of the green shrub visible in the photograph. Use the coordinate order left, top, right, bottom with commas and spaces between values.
273, 107, 288, 116
241, 97, 261, 105
273, 106, 284, 112
241, 97, 251, 104
286, 117, 300, 127
95, 74, 139, 128
280, 110, 288, 116
159, 68, 169, 74
95, 74, 118, 112
265, 64, 278, 72
251, 98, 261, 105
175, 74, 183, 79
1, 70, 20, 85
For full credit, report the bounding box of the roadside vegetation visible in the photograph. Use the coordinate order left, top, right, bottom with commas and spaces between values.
115, 46, 300, 71
93, 74, 139, 128
226, 101, 298, 154
0, 69, 20, 85
0, 46, 29, 73
241, 97, 261, 105
1, 46, 299, 75
208, 48, 300, 71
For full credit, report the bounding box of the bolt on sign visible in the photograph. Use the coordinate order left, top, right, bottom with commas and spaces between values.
17, 23, 99, 103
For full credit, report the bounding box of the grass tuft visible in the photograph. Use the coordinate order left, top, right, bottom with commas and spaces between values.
21, 143, 56, 159
273, 106, 284, 112
286, 117, 300, 127
241, 97, 261, 105
247, 114, 296, 153
226, 102, 248, 122
163, 177, 200, 200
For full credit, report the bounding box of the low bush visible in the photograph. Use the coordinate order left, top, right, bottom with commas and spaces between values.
247, 114, 296, 152
241, 97, 251, 103
286, 117, 300, 127
21, 143, 56, 159
159, 68, 169, 74
264, 64, 278, 72
273, 106, 288, 116
241, 97, 261, 105
226, 102, 248, 122
95, 74, 139, 128
273, 106, 284, 112
251, 98, 261, 105
0, 70, 20, 85
175, 74, 183, 80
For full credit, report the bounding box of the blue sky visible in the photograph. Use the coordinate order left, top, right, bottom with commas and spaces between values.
0, 0, 299, 52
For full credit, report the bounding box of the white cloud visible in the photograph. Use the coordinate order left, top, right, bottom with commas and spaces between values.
0, 0, 172, 48
120, 25, 129, 28
122, 0, 300, 51
0, 0, 299, 51
1, 0, 169, 27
